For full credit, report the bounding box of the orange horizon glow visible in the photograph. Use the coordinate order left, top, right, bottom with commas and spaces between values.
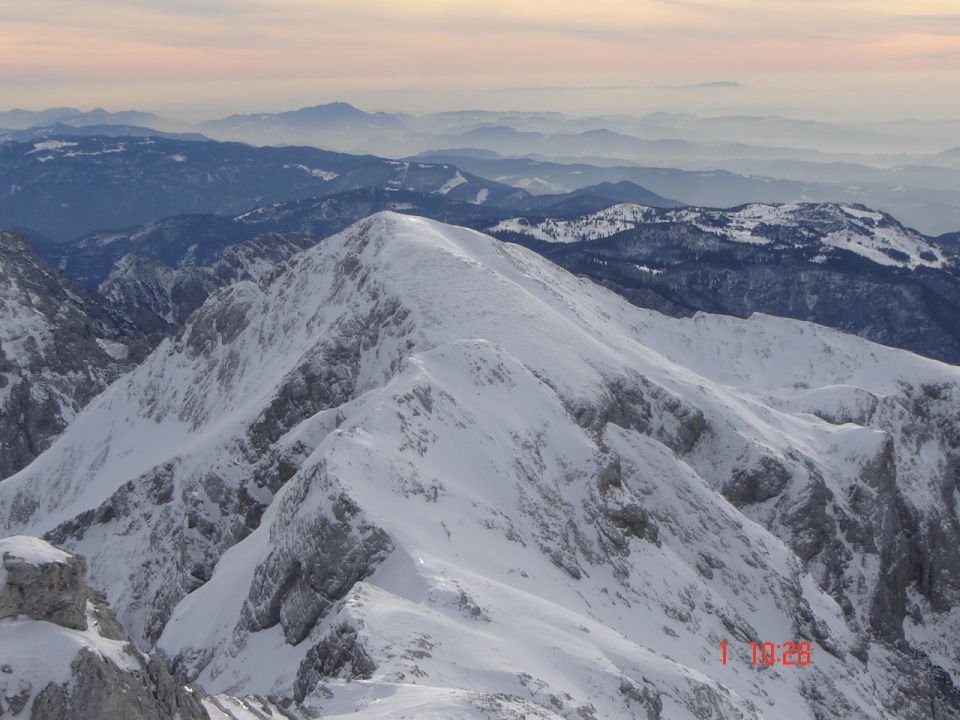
2, 1, 958, 118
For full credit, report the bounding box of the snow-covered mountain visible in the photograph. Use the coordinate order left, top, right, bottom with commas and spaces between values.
98, 233, 316, 325
489, 202, 948, 268
0, 231, 154, 479
487, 202, 960, 364
43, 188, 515, 287
1, 213, 959, 718
42, 187, 670, 325
425, 152, 960, 237
0, 135, 527, 241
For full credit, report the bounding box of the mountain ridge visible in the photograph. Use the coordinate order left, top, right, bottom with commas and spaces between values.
0, 135, 525, 241
33, 194, 960, 369
485, 201, 960, 364
2, 213, 958, 718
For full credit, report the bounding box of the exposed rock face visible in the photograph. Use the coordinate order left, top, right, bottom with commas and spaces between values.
293, 622, 376, 702
0, 536, 209, 720
0, 535, 87, 629
721, 454, 793, 506
30, 649, 210, 720
2, 214, 960, 718
97, 232, 317, 326
241, 491, 393, 645
0, 231, 155, 479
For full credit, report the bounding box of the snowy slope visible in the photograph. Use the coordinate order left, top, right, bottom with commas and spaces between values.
0, 231, 150, 479
1, 213, 959, 718
489, 202, 948, 269
490, 203, 660, 243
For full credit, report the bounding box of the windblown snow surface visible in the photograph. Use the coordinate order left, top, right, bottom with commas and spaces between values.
2, 213, 959, 719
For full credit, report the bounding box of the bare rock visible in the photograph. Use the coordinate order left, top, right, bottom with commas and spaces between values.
30, 650, 209, 720
0, 536, 87, 630
294, 622, 376, 702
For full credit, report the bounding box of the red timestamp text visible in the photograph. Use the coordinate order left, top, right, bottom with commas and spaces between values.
720, 641, 812, 666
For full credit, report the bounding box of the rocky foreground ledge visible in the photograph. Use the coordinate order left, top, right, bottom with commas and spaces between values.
0, 535, 211, 719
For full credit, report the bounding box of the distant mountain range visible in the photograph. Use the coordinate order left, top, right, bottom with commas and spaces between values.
484, 202, 960, 365
0, 106, 162, 130
420, 124, 844, 164
0, 134, 680, 242
194, 102, 960, 235
414, 151, 960, 236
932, 145, 960, 168
199, 101, 406, 147
0, 122, 209, 144
6, 102, 960, 234
0, 135, 521, 241
7, 101, 959, 160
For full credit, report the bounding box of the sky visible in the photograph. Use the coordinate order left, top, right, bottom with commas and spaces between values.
2, 0, 959, 120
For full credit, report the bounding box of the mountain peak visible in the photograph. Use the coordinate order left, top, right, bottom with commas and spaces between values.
297, 100, 362, 113
490, 200, 947, 269
3, 214, 960, 717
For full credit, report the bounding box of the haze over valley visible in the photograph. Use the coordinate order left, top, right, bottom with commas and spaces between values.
4, 101, 960, 234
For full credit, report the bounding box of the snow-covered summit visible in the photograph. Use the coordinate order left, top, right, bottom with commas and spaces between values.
490, 201, 948, 269
2, 212, 959, 718
490, 202, 659, 243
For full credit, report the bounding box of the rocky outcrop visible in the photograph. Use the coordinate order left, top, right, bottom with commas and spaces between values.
30, 650, 209, 720
293, 622, 376, 702
98, 233, 317, 327
0, 535, 209, 720
241, 489, 394, 646
0, 536, 87, 630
